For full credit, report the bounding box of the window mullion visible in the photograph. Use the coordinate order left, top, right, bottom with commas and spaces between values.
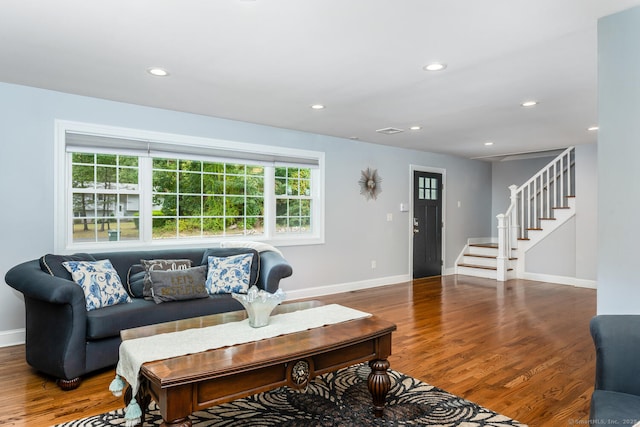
264, 165, 275, 238
140, 157, 153, 243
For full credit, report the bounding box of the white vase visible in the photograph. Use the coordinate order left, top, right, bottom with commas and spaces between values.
232, 286, 286, 328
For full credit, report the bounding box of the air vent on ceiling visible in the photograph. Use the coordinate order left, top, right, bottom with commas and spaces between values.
376, 127, 404, 135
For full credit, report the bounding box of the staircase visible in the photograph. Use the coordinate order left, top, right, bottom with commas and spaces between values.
456, 147, 575, 281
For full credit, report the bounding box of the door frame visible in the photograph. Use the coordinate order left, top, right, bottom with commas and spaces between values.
409, 164, 447, 278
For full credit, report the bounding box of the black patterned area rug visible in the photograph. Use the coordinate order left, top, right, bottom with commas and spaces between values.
55, 364, 527, 427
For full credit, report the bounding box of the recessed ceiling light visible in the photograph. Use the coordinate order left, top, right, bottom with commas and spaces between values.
588, 126, 599, 131
410, 126, 422, 131
521, 100, 538, 107
423, 62, 447, 72
310, 104, 325, 110
484, 141, 494, 146
147, 67, 169, 77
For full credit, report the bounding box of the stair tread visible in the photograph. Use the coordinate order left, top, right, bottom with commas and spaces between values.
464, 253, 496, 259
468, 243, 497, 248
552, 206, 570, 209
463, 253, 517, 260
527, 227, 543, 231
457, 263, 513, 271
539, 218, 556, 220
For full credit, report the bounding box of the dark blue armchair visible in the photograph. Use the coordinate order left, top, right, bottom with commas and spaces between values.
589, 315, 640, 425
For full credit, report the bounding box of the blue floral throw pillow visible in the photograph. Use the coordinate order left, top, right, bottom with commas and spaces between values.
62, 259, 132, 311
205, 253, 253, 294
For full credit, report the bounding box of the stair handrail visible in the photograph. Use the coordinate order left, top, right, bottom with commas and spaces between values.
496, 146, 575, 281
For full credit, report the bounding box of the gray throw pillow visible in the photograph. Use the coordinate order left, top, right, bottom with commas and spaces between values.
149, 265, 208, 304
141, 259, 193, 300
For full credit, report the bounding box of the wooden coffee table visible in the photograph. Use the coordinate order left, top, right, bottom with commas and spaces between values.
120, 301, 397, 426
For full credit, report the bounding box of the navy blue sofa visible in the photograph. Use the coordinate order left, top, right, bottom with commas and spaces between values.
589, 315, 640, 425
5, 247, 292, 390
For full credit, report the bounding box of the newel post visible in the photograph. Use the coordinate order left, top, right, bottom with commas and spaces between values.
496, 214, 507, 282
508, 184, 519, 250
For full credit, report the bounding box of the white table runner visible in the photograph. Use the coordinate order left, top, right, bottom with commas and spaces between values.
115, 304, 371, 397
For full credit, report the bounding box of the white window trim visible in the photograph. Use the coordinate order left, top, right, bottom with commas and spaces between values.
54, 120, 325, 253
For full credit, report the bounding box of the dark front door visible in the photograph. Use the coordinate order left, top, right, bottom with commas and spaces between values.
413, 171, 443, 278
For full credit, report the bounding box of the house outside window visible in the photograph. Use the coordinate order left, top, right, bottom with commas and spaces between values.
55, 121, 324, 251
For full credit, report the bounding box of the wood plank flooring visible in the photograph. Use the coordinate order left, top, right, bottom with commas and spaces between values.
0, 275, 597, 426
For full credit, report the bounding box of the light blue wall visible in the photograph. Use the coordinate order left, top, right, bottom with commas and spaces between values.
597, 6, 640, 314
0, 82, 492, 336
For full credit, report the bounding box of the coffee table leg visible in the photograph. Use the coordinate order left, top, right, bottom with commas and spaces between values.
368, 359, 391, 417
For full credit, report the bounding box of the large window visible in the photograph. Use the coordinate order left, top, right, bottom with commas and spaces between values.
56, 121, 324, 251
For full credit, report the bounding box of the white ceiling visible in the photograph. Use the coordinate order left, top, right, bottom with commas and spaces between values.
2, 0, 639, 160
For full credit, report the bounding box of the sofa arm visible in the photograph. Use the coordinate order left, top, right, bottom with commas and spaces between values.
5, 260, 86, 307
5, 260, 88, 381
590, 315, 640, 396
258, 251, 293, 293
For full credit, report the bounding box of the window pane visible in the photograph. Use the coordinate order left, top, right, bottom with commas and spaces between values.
179, 159, 201, 172
119, 218, 139, 241
204, 195, 224, 216
246, 176, 263, 196
96, 166, 117, 189
226, 196, 245, 214
179, 218, 202, 237
179, 195, 201, 216
179, 171, 202, 194
203, 162, 224, 173
203, 174, 224, 194
119, 167, 138, 186
153, 158, 177, 170
275, 177, 287, 195
72, 153, 94, 164
226, 164, 245, 175
73, 193, 95, 217
153, 217, 177, 239
247, 166, 264, 176
226, 217, 244, 235
274, 166, 313, 235
225, 174, 245, 195
72, 165, 95, 189
276, 199, 288, 216
72, 218, 96, 242
203, 218, 224, 236
96, 154, 117, 166
153, 171, 177, 193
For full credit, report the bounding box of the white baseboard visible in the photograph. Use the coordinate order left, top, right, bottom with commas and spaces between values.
521, 272, 597, 289
284, 274, 411, 301
0, 328, 25, 348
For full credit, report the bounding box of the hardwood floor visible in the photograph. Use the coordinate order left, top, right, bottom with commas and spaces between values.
0, 275, 596, 426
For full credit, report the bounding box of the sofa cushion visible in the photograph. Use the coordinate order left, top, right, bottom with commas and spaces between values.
39, 253, 96, 280
149, 265, 208, 304
140, 259, 193, 299
590, 390, 640, 425
85, 295, 243, 340
62, 259, 132, 311
201, 248, 259, 286
205, 253, 253, 294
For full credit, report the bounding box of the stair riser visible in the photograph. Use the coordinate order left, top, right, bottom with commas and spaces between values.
457, 266, 497, 279
467, 246, 499, 257
462, 256, 497, 268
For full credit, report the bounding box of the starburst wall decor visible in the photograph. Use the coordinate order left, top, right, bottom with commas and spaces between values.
358, 167, 382, 201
